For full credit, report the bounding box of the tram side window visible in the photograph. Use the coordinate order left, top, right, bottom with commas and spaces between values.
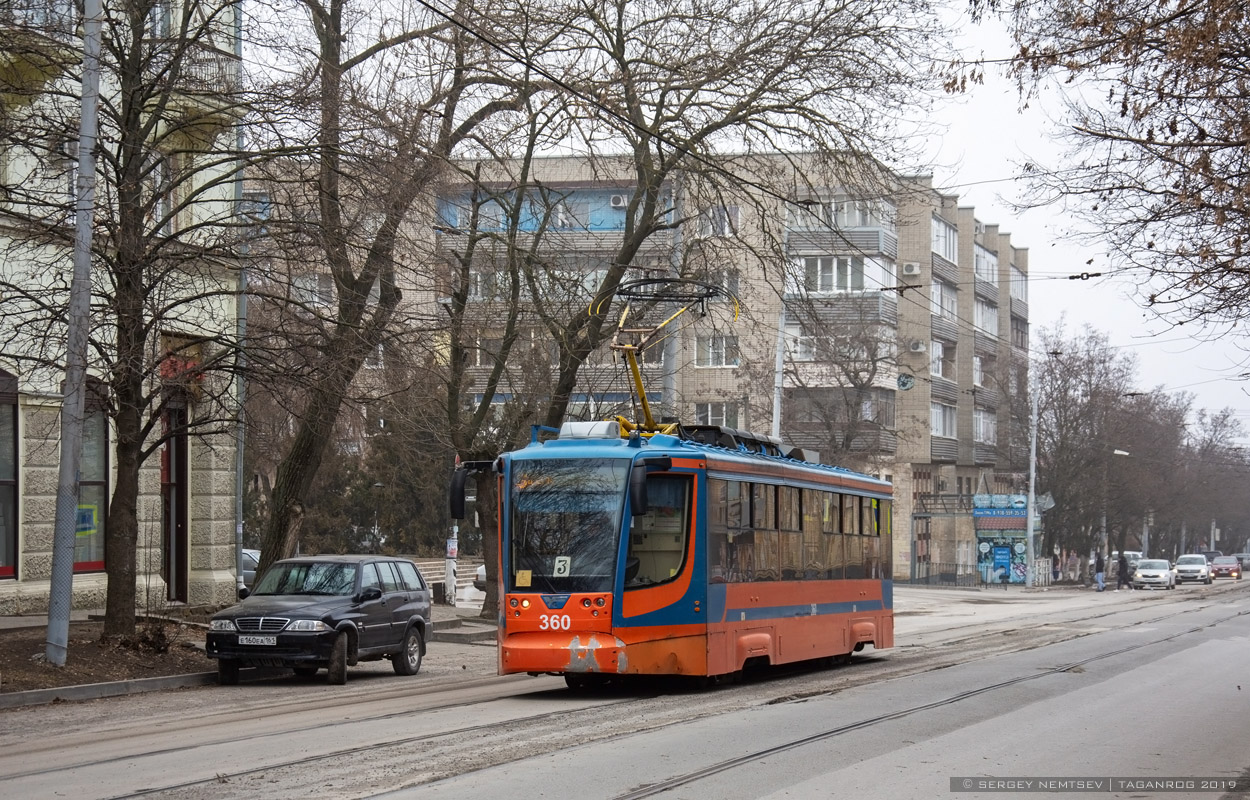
778, 486, 801, 580
749, 483, 779, 580
626, 474, 692, 587
801, 488, 825, 579
878, 499, 893, 575
843, 495, 864, 578
708, 479, 728, 583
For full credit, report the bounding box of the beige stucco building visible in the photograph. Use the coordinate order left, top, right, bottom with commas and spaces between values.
1, 0, 244, 613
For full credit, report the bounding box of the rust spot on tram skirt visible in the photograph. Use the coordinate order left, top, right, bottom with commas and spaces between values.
564, 634, 629, 674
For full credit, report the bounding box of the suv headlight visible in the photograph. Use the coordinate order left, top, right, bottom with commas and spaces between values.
285, 619, 330, 632
210, 619, 237, 632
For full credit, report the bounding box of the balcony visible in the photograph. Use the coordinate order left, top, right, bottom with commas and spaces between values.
144, 41, 242, 150
0, 1, 77, 105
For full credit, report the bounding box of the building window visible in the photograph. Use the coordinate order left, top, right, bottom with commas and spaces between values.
930, 402, 957, 439
77, 388, 108, 572
974, 407, 997, 444
695, 402, 739, 428
930, 340, 955, 381
696, 335, 739, 367
364, 343, 385, 369
802, 256, 864, 293
974, 298, 998, 336
293, 272, 334, 307
974, 243, 998, 286
1010, 265, 1028, 302
474, 336, 503, 367
790, 195, 896, 231
0, 370, 16, 579
930, 280, 957, 319
467, 268, 501, 301
931, 215, 958, 262
1011, 316, 1029, 349
784, 323, 817, 361
699, 205, 740, 238
972, 355, 985, 387
551, 199, 589, 229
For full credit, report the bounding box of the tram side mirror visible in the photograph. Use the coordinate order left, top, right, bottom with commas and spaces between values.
629, 457, 672, 516
450, 468, 468, 519
630, 464, 649, 516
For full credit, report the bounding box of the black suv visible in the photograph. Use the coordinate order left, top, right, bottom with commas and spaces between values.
206, 555, 431, 685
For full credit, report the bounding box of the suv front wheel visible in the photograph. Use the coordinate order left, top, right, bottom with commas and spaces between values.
327, 632, 349, 685
392, 626, 423, 676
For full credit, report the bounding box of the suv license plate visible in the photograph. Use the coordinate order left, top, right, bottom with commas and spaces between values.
238, 635, 277, 646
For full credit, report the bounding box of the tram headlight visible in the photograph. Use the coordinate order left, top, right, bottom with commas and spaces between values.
509, 598, 518, 608
581, 598, 592, 608
521, 598, 531, 609
595, 597, 606, 607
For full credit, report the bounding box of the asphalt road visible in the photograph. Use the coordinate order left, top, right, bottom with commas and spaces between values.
2, 581, 1245, 800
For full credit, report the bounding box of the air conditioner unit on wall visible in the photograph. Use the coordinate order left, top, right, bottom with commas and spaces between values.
908, 339, 927, 353
901, 262, 922, 276
609, 194, 628, 208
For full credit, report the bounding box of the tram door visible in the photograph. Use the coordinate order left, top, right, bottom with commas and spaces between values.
621, 473, 697, 618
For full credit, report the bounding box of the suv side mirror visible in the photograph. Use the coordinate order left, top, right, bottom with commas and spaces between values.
357, 586, 383, 603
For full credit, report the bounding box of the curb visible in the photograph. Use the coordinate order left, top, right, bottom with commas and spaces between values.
0, 666, 285, 711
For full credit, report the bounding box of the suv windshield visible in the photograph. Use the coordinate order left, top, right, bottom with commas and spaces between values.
1137, 560, 1168, 570
253, 562, 358, 596
1176, 555, 1205, 565
509, 458, 629, 593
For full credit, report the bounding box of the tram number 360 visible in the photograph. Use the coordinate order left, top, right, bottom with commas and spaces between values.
539, 614, 572, 631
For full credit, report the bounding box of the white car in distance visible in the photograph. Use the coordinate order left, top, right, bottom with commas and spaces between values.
1131, 559, 1175, 590
1174, 554, 1213, 585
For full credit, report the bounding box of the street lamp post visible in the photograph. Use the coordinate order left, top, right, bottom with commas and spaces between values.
1026, 381, 1038, 587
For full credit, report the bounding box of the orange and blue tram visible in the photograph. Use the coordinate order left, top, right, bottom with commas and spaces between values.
451, 421, 893, 686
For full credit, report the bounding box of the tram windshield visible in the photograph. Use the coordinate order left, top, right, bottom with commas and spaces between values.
509, 458, 629, 593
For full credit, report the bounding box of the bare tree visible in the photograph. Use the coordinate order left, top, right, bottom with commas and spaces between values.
245, 0, 543, 574
0, 0, 250, 635
970, 0, 1250, 330
520, 0, 951, 430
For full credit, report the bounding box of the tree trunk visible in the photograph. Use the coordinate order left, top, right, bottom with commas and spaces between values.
102, 399, 142, 638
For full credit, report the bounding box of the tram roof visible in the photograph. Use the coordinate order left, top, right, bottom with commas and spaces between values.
508, 422, 892, 495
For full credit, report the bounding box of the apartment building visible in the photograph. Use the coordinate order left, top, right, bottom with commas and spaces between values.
437, 156, 1031, 582
0, 1, 244, 612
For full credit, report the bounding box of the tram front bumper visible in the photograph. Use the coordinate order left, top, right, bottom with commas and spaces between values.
501, 631, 629, 675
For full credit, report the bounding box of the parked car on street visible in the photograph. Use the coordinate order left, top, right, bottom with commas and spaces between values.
1131, 559, 1175, 590
1174, 554, 1213, 585
206, 554, 431, 685
1209, 556, 1242, 580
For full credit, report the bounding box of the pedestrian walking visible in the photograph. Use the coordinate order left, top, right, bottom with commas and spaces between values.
1094, 551, 1106, 592
1116, 553, 1133, 591
1067, 550, 1080, 583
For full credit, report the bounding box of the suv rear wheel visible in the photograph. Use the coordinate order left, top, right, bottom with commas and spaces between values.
392, 627, 423, 676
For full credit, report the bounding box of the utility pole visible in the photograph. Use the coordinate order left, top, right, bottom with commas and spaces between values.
46, 0, 103, 667
1025, 378, 1038, 587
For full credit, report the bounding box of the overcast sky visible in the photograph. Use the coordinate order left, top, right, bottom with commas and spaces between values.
924, 17, 1250, 433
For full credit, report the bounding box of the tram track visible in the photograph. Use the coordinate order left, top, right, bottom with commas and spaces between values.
8, 588, 1241, 799
609, 604, 1250, 800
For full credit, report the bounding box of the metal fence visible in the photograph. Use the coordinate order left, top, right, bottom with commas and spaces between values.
897, 559, 1073, 589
